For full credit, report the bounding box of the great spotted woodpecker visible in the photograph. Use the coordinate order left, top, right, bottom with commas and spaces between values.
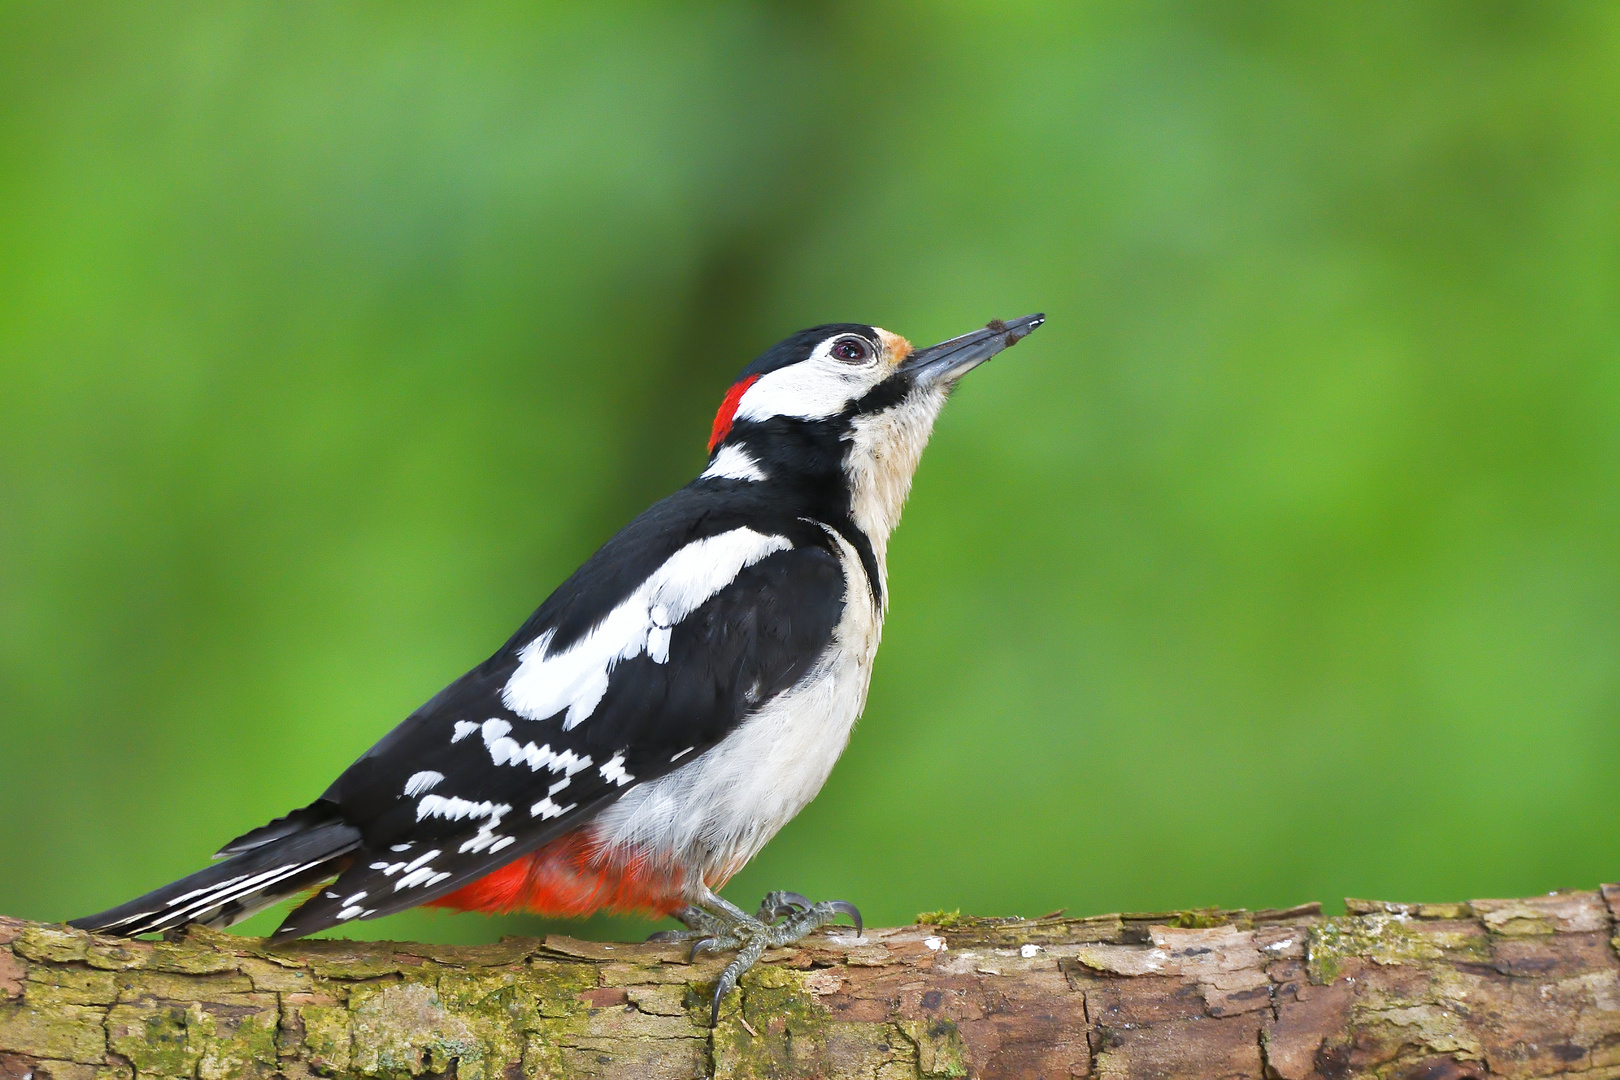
73, 313, 1045, 1019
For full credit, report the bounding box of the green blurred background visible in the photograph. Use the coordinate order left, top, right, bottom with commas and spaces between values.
4, 1, 1620, 944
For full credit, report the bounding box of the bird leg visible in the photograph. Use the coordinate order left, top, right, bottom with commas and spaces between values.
645, 905, 730, 941
647, 889, 861, 1024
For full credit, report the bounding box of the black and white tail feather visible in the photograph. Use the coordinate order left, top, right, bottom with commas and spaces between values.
72, 809, 360, 937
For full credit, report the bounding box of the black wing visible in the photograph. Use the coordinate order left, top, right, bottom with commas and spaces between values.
274, 506, 845, 937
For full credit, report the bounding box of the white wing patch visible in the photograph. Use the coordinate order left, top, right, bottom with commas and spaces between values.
416, 795, 505, 823
458, 820, 512, 855
403, 771, 444, 797
369, 847, 438, 879
600, 753, 634, 787
367, 844, 459, 893
530, 796, 575, 820
478, 716, 592, 775
701, 444, 768, 481
502, 527, 793, 730
413, 787, 516, 861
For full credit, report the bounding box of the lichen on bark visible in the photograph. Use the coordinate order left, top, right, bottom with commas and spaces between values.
3, 887, 1620, 1078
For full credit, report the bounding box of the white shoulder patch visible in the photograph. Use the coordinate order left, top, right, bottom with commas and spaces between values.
701, 444, 768, 482
501, 527, 794, 730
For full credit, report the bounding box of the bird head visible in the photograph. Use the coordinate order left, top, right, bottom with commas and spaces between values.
702, 314, 1045, 554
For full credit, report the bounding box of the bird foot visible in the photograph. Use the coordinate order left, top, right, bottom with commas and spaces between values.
659, 891, 860, 1025
645, 905, 730, 943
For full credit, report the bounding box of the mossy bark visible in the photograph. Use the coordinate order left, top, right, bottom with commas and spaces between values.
4, 887, 1620, 1079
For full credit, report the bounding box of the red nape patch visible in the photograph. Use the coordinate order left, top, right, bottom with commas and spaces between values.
708, 375, 760, 453
425, 831, 687, 919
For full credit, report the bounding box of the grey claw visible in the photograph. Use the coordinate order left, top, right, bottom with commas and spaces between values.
709, 943, 760, 1027
827, 900, 863, 935
758, 890, 812, 921
710, 960, 743, 1026
709, 980, 727, 1026
689, 937, 719, 962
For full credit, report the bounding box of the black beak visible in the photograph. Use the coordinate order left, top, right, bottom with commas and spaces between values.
900, 313, 1046, 386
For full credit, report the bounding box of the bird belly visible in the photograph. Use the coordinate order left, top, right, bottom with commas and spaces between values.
588, 531, 882, 894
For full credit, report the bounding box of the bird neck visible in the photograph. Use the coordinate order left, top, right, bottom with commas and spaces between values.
704, 387, 950, 586
837, 385, 949, 581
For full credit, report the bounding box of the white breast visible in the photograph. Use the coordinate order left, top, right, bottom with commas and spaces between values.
587, 525, 882, 889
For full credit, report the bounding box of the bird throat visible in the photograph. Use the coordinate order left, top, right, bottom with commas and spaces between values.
840, 385, 950, 584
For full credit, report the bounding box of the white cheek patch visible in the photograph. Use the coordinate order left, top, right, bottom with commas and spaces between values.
701, 444, 768, 482
502, 527, 793, 730
733, 359, 868, 424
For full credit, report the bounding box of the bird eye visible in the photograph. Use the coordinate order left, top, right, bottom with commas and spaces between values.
830, 337, 871, 363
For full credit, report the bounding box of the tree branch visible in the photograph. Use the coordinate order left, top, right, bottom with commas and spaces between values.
3, 886, 1619, 1079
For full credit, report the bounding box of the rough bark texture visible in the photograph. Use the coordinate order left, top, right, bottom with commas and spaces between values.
4, 887, 1620, 1079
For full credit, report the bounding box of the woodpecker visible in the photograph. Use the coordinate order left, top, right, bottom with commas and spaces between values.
73, 313, 1045, 1020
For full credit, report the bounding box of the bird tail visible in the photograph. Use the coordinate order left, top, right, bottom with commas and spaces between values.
69, 804, 362, 938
